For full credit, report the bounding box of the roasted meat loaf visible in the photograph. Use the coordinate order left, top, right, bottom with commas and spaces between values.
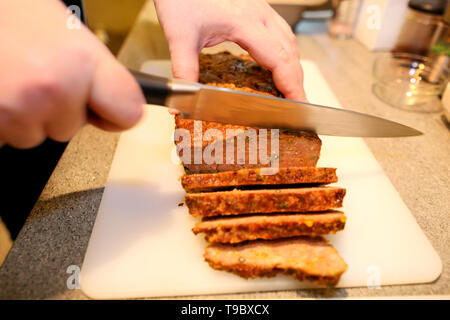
174, 52, 348, 286
204, 236, 348, 285
174, 52, 322, 174
193, 211, 346, 243
185, 186, 346, 217
181, 167, 338, 192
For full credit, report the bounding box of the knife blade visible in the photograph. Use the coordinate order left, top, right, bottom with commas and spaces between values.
131, 70, 422, 137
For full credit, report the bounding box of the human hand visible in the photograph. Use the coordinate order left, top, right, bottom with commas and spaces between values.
154, 0, 307, 101
0, 0, 144, 149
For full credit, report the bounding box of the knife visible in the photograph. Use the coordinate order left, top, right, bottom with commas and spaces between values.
130, 70, 422, 137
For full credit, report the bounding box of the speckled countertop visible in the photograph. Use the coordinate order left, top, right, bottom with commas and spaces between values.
0, 4, 448, 299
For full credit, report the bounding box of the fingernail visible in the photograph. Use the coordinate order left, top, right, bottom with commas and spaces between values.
168, 108, 180, 115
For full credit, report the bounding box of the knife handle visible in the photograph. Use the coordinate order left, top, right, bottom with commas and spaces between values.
129, 70, 170, 106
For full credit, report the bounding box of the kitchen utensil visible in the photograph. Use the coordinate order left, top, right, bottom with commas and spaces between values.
131, 70, 421, 137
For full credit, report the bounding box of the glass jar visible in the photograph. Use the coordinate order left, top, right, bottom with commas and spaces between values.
426, 3, 450, 83
393, 0, 446, 56
373, 53, 448, 112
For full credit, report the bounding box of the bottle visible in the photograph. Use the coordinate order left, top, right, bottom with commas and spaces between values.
393, 0, 447, 55
328, 0, 361, 39
426, 2, 450, 83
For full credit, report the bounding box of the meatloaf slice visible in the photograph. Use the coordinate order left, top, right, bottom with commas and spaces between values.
181, 167, 338, 192
175, 116, 322, 174
204, 237, 348, 286
185, 187, 346, 217
193, 211, 346, 243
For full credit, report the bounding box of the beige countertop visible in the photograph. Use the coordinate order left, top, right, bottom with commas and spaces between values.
0, 2, 448, 299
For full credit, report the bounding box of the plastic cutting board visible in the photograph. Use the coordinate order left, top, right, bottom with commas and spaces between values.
80, 60, 442, 299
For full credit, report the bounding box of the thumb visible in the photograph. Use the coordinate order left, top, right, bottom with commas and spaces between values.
88, 56, 145, 131
169, 40, 200, 82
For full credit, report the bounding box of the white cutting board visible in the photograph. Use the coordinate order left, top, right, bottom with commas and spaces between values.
80, 60, 442, 299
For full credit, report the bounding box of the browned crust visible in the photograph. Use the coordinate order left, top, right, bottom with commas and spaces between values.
181, 167, 337, 192
193, 211, 346, 243
174, 115, 322, 174
204, 237, 348, 286
185, 187, 346, 217
199, 52, 283, 97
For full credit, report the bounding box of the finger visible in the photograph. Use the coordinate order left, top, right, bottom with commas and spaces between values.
43, 74, 87, 142
263, 11, 308, 102
263, 16, 303, 91
87, 109, 128, 132
230, 23, 306, 101
88, 56, 145, 132
45, 111, 85, 142
44, 95, 86, 142
295, 63, 307, 102
265, 14, 298, 58
0, 120, 46, 149
270, 14, 308, 102
0, 92, 47, 148
167, 107, 179, 115
45, 110, 85, 142
169, 39, 200, 81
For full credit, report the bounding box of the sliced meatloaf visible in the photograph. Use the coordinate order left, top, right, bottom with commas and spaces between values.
193, 211, 346, 243
185, 187, 346, 217
174, 52, 322, 174
181, 167, 338, 192
204, 236, 348, 286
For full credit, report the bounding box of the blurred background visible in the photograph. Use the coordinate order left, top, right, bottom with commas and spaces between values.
83, 0, 147, 55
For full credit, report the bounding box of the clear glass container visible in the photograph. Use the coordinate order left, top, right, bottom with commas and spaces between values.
373, 53, 448, 112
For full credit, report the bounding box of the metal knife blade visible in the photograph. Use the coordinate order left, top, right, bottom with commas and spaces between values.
132, 70, 422, 137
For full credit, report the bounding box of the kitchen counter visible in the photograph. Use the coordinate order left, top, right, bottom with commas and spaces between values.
0, 3, 448, 299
